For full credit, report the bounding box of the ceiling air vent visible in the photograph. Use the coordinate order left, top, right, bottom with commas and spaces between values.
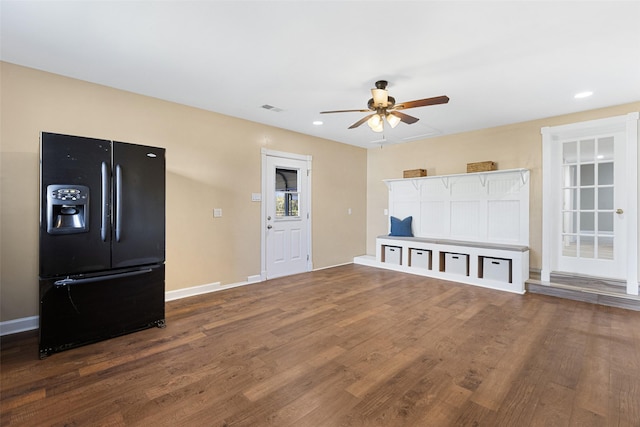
261, 104, 284, 113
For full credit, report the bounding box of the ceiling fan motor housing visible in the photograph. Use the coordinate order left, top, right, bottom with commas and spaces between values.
375, 80, 388, 90
368, 96, 395, 111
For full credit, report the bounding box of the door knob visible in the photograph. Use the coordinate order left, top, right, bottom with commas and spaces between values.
616, 208, 624, 214
267, 216, 271, 220
267, 225, 273, 229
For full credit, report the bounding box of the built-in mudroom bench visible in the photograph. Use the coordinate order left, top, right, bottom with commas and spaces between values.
375, 236, 529, 293
355, 168, 531, 294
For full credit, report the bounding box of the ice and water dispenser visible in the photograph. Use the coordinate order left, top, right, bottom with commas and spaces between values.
46, 184, 89, 234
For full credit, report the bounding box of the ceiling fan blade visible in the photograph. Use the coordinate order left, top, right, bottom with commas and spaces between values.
394, 95, 449, 110
320, 109, 371, 114
389, 111, 419, 125
348, 114, 375, 129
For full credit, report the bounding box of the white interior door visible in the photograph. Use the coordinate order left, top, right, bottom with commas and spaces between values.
262, 150, 311, 279
542, 113, 638, 294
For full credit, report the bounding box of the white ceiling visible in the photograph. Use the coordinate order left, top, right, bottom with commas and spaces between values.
2, 1, 639, 149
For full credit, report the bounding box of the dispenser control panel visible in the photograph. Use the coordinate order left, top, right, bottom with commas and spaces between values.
50, 187, 88, 202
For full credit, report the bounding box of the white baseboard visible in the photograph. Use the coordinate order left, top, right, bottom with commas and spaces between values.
313, 261, 353, 271
353, 255, 378, 267
247, 275, 262, 283
165, 281, 223, 301
1, 275, 265, 337
0, 316, 39, 336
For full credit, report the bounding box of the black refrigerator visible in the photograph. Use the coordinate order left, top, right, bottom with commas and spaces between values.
39, 132, 166, 358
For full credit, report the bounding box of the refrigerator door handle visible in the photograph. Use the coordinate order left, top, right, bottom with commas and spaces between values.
54, 268, 153, 287
101, 162, 109, 242
115, 164, 122, 242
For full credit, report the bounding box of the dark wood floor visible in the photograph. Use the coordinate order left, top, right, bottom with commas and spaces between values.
2, 264, 640, 426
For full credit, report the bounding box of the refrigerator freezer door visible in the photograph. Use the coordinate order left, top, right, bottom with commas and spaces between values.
39, 265, 165, 358
111, 142, 166, 268
40, 133, 112, 277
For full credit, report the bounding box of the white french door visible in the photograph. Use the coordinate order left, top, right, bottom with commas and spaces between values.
261, 149, 312, 280
542, 113, 638, 295
556, 133, 626, 278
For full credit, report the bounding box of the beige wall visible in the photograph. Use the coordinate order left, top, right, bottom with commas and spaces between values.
0, 62, 367, 322
2, 60, 638, 324
366, 101, 640, 270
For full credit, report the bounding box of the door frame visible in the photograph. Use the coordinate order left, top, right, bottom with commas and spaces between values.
541, 112, 639, 295
260, 148, 312, 280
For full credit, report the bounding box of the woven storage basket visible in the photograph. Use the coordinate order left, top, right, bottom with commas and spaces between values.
403, 169, 427, 178
466, 161, 496, 173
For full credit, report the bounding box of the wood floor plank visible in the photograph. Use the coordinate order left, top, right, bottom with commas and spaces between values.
2, 264, 640, 426
469, 301, 556, 411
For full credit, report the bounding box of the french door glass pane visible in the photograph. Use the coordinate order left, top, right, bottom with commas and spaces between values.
598, 162, 614, 185
580, 212, 594, 232
580, 188, 594, 210
598, 236, 614, 260
597, 137, 614, 160
562, 236, 577, 257
599, 212, 614, 233
580, 164, 595, 186
580, 236, 595, 258
598, 187, 613, 210
562, 188, 576, 210
563, 141, 577, 163
562, 211, 577, 233
579, 139, 595, 161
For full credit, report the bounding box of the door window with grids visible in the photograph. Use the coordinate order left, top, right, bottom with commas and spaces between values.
561, 137, 614, 260
275, 168, 299, 218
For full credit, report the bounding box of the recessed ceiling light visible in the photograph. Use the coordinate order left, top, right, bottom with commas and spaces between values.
313, 121, 323, 126
574, 91, 593, 99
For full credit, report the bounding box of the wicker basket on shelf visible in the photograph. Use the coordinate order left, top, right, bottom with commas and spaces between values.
403, 169, 427, 178
466, 161, 496, 173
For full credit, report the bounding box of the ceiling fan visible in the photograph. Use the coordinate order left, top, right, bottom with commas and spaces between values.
320, 80, 449, 132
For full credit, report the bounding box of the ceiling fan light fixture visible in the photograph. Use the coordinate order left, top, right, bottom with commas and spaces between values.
371, 88, 388, 107
386, 113, 401, 128
367, 113, 381, 127
367, 114, 384, 132
371, 122, 384, 132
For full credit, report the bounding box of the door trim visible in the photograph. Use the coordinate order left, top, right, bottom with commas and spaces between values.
541, 112, 638, 295
260, 148, 312, 280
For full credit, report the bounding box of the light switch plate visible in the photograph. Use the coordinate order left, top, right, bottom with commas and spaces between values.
251, 193, 262, 202
213, 208, 222, 217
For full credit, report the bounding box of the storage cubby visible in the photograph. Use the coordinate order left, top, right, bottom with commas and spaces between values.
382, 245, 402, 265
409, 248, 431, 270
443, 252, 469, 276
480, 256, 512, 283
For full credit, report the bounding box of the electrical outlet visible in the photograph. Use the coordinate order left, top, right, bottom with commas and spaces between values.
213, 208, 222, 217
